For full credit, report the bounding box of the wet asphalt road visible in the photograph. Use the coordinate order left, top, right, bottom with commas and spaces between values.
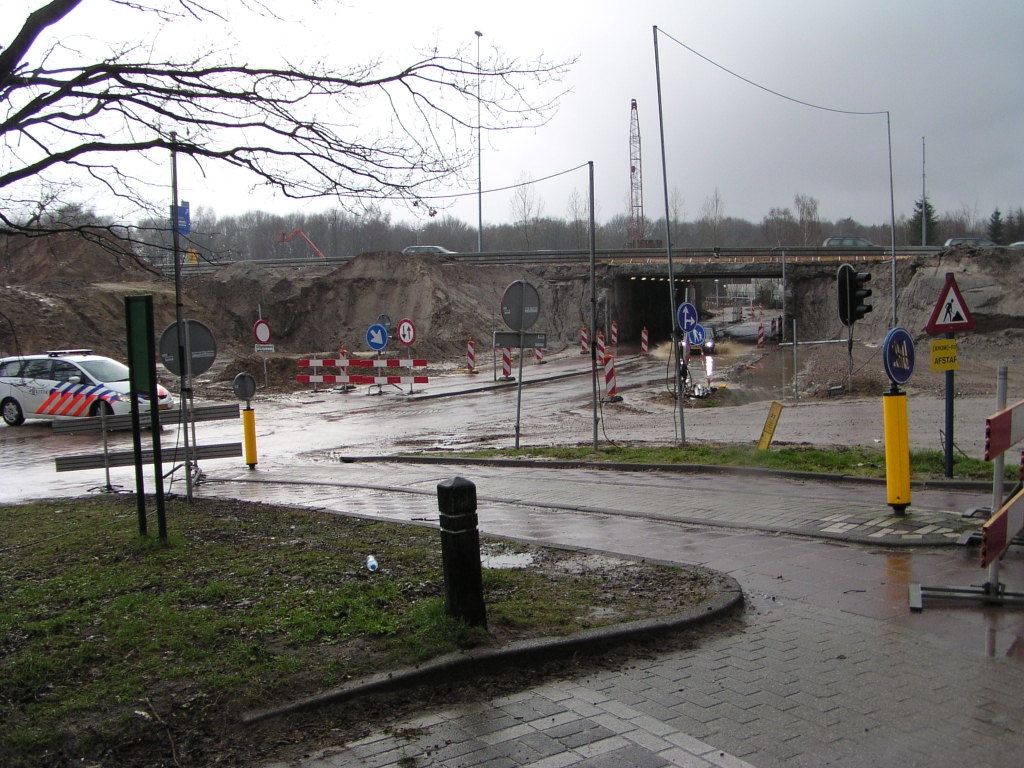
3, 350, 1024, 767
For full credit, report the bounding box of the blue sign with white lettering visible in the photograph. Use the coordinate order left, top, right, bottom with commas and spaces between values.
366, 323, 389, 351
883, 327, 915, 385
175, 201, 190, 235
688, 324, 706, 346
676, 302, 698, 333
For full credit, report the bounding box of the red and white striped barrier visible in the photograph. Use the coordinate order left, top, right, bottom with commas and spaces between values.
466, 338, 477, 373
602, 354, 620, 400
596, 331, 606, 361
983, 490, 1024, 567
535, 347, 545, 364
985, 398, 1024, 460
770, 318, 776, 339
757, 324, 764, 348
580, 325, 589, 354
640, 327, 649, 356
611, 321, 618, 345
500, 348, 513, 379
297, 357, 429, 386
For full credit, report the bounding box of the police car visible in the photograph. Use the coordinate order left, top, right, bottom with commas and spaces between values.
0, 350, 174, 426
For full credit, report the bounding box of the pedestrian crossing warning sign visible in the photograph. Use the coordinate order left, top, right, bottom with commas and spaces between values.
925, 272, 975, 334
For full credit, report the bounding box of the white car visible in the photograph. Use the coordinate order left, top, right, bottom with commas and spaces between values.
0, 350, 174, 426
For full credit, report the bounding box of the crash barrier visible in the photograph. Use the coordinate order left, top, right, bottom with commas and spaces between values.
611, 321, 618, 345
580, 325, 589, 354
500, 348, 513, 380
296, 357, 429, 386
53, 403, 243, 474
640, 327, 649, 356
597, 331, 606, 361
757, 324, 765, 347
51, 403, 240, 435
56, 443, 243, 472
535, 347, 545, 364
466, 338, 477, 373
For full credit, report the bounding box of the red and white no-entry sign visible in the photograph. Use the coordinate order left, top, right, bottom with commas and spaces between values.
253, 319, 272, 344
396, 318, 417, 347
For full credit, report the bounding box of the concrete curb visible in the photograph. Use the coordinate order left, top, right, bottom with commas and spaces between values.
336, 454, 993, 493
240, 568, 743, 725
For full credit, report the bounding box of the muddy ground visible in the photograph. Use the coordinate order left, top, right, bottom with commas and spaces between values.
2, 233, 1024, 404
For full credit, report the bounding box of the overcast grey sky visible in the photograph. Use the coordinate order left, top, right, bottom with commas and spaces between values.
10, 0, 1024, 229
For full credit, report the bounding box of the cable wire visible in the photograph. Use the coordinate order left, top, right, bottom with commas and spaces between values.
656, 27, 887, 117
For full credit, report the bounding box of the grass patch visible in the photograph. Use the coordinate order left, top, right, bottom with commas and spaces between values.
452, 443, 1014, 482
0, 496, 714, 767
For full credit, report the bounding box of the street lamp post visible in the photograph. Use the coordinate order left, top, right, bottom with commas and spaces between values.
475, 30, 483, 253
714, 279, 719, 308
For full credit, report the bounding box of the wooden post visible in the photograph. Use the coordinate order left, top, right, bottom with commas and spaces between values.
436, 477, 487, 627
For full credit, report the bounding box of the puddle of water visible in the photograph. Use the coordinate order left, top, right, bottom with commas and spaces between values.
480, 552, 535, 569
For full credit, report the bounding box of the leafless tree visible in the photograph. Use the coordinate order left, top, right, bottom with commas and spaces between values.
761, 206, 798, 247
794, 193, 821, 246
565, 188, 588, 249
1, 0, 573, 252
669, 187, 685, 245
510, 173, 544, 250
697, 188, 724, 247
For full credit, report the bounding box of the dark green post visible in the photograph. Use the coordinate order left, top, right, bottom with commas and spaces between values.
125, 295, 167, 541
436, 477, 487, 628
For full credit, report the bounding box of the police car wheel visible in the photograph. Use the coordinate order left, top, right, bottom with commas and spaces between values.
2, 398, 25, 426
89, 400, 114, 418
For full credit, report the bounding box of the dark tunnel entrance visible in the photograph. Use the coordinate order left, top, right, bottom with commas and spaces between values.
615, 276, 702, 343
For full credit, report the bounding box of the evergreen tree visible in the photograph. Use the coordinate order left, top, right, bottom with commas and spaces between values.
907, 197, 940, 245
988, 208, 1004, 244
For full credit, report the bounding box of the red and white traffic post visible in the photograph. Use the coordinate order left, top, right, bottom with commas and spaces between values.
466, 338, 477, 373
580, 325, 589, 354
534, 347, 545, 364
640, 327, 649, 356
596, 331, 606, 361
757, 324, 764, 348
499, 348, 513, 380
610, 321, 618, 345
602, 354, 621, 402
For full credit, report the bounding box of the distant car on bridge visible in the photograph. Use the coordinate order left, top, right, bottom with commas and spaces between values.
822, 237, 877, 247
401, 245, 457, 256
943, 238, 996, 247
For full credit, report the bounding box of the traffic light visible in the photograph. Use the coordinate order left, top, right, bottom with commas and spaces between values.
837, 264, 872, 327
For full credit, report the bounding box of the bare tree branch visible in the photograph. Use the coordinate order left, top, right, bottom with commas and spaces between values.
2, 0, 574, 247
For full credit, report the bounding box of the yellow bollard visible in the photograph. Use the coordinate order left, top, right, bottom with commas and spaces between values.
883, 390, 911, 514
242, 407, 257, 469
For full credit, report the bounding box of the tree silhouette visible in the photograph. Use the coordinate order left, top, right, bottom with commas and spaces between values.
1, 0, 572, 250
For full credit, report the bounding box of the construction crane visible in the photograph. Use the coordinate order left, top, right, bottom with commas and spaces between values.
629, 99, 645, 248
276, 229, 325, 259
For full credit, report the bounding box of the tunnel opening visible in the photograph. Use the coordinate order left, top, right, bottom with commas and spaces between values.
615, 276, 703, 343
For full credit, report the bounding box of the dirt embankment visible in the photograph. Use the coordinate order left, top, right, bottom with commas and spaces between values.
2, 233, 1023, 399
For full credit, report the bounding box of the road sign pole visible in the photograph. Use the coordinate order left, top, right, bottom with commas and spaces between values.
944, 331, 955, 478
988, 366, 1008, 588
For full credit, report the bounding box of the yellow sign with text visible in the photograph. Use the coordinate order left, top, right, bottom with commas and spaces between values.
756, 401, 784, 450
930, 339, 958, 372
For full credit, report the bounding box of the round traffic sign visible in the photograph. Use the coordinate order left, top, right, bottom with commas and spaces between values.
376, 314, 392, 332
500, 280, 541, 331
676, 302, 698, 333
232, 372, 257, 401
159, 320, 217, 376
396, 318, 417, 347
366, 323, 389, 351
688, 324, 706, 346
253, 319, 272, 344
883, 327, 916, 385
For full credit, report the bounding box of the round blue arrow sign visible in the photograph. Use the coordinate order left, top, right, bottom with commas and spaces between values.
676, 302, 698, 333
883, 327, 915, 385
688, 324, 706, 346
366, 323, 389, 351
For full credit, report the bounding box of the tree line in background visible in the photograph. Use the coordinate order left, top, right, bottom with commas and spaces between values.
126, 190, 1024, 264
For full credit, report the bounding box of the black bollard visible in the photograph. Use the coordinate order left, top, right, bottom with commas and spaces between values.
436, 476, 487, 628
